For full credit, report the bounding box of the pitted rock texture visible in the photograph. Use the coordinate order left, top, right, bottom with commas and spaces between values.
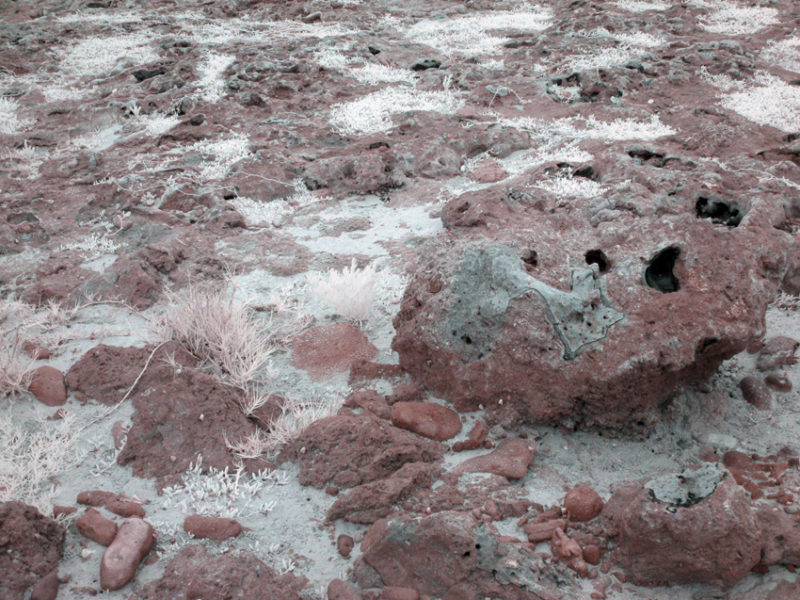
394, 194, 792, 432
132, 545, 307, 600
0, 502, 65, 600
601, 471, 761, 587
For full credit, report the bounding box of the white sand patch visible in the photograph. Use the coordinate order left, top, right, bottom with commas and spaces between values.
60, 33, 159, 76
699, 3, 779, 35
197, 52, 235, 103
406, 8, 552, 56
351, 63, 416, 85
612, 0, 671, 11
0, 97, 31, 134
504, 114, 676, 141
720, 74, 800, 132
535, 174, 603, 199
192, 134, 252, 180
138, 113, 181, 137
330, 83, 462, 134
761, 37, 800, 74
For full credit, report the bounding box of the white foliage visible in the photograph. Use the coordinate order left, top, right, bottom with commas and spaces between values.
309, 258, 377, 322
198, 53, 236, 103
61, 33, 158, 76
59, 233, 120, 258
0, 97, 31, 135
761, 37, 800, 74
612, 0, 671, 11
192, 134, 251, 180
720, 73, 800, 132
699, 3, 779, 35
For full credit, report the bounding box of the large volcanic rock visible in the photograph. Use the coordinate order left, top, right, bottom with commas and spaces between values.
392, 181, 793, 432
0, 502, 65, 600
601, 465, 761, 587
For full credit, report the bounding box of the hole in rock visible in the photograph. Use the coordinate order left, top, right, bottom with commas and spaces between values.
645, 246, 681, 293
695, 195, 743, 227
585, 249, 610, 273
521, 249, 538, 271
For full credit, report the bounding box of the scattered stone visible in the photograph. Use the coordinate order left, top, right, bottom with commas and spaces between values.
452, 420, 489, 452
76, 508, 118, 546
453, 438, 535, 480
524, 518, 567, 544
411, 59, 440, 71
29, 570, 60, 600
100, 518, 155, 590
551, 527, 588, 576
564, 485, 604, 522
27, 365, 67, 406
328, 578, 362, 600
183, 515, 242, 541
381, 586, 419, 600
765, 373, 792, 392
739, 376, 772, 410
757, 336, 799, 371
337, 534, 355, 558
390, 401, 462, 441
0, 502, 65, 600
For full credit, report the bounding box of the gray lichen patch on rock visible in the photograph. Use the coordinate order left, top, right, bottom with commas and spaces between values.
435, 245, 623, 361
645, 463, 726, 507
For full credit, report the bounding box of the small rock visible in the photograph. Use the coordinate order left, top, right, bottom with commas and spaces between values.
30, 570, 60, 600
390, 401, 462, 441
106, 499, 145, 519
765, 373, 792, 393
583, 544, 601, 565
183, 515, 242, 541
100, 518, 155, 590
453, 438, 535, 479
739, 376, 772, 410
382, 586, 420, 600
411, 59, 440, 71
52, 505, 77, 518
757, 337, 799, 371
565, 485, 604, 522
27, 366, 67, 406
23, 341, 51, 359
337, 534, 355, 558
111, 421, 127, 450
453, 420, 488, 451
468, 159, 508, 184
524, 518, 567, 543
76, 508, 118, 546
551, 527, 588, 576
328, 578, 362, 600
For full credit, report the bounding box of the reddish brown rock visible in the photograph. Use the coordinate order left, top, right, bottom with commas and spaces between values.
291, 323, 378, 381
381, 586, 419, 600
392, 194, 792, 432
76, 508, 118, 546
524, 519, 567, 544
765, 373, 793, 392
453, 438, 535, 480
52, 505, 77, 518
550, 528, 588, 576
29, 570, 60, 600
106, 499, 145, 518
564, 485, 604, 522
390, 401, 462, 441
0, 502, 65, 600
452, 420, 489, 452
100, 518, 156, 590
328, 578, 362, 600
27, 366, 67, 406
757, 336, 799, 371
583, 544, 601, 565
77, 490, 117, 507
131, 545, 306, 599
601, 466, 761, 587
183, 515, 242, 541
738, 376, 772, 410
467, 159, 508, 184
337, 534, 355, 558
327, 462, 439, 524
280, 415, 444, 489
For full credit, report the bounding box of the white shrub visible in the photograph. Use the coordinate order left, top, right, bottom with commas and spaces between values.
699, 3, 779, 35
720, 73, 800, 132
308, 258, 377, 321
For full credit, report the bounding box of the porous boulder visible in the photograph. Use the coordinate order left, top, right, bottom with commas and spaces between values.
392, 185, 792, 433
601, 465, 761, 587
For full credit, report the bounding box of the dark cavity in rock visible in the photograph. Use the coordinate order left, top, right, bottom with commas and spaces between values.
645, 246, 681, 293
695, 195, 743, 227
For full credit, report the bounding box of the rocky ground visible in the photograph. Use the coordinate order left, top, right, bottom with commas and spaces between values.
2, 0, 800, 598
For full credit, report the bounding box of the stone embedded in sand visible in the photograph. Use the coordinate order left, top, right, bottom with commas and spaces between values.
131, 545, 306, 600
100, 518, 155, 590
524, 518, 567, 543
765, 373, 792, 392
550, 527, 588, 576
468, 159, 508, 183
739, 376, 772, 410
76, 508, 118, 546
291, 322, 378, 381
183, 515, 242, 541
756, 336, 799, 371
453, 438, 535, 480
452, 419, 489, 451
77, 490, 145, 518
0, 502, 65, 600
280, 415, 444, 490
27, 365, 67, 406
392, 183, 793, 431
30, 570, 60, 600
381, 586, 420, 600
564, 485, 604, 522
601, 467, 761, 587
337, 534, 355, 558
390, 401, 462, 441
327, 578, 361, 600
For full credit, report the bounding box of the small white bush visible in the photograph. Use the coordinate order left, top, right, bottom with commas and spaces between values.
0, 97, 31, 135
699, 3, 779, 35
720, 73, 800, 132
309, 258, 377, 322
